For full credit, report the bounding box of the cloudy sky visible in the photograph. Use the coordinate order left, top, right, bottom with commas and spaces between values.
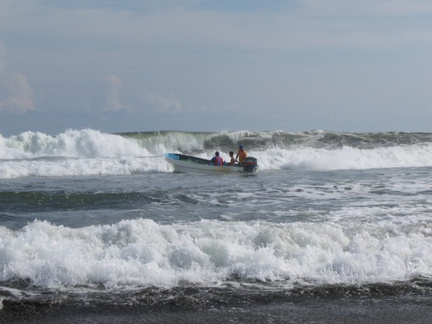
1, 0, 432, 136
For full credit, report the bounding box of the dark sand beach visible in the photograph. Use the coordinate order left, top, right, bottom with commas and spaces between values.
3, 295, 432, 324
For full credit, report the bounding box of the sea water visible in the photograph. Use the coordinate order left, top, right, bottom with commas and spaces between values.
2, 129, 432, 323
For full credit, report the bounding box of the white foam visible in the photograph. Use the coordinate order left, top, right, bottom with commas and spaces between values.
0, 129, 150, 159
1, 219, 432, 290
2, 129, 432, 178
0, 156, 167, 178
256, 145, 432, 171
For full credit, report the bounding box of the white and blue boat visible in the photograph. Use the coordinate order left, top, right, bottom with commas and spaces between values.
165, 153, 258, 174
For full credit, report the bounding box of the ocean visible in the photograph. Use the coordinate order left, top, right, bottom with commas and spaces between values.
2, 129, 432, 323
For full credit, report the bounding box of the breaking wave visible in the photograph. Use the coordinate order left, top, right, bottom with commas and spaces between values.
1, 129, 432, 178
1, 218, 432, 291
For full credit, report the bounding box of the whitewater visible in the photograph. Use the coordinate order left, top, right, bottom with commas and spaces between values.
1, 129, 432, 178
2, 128, 432, 323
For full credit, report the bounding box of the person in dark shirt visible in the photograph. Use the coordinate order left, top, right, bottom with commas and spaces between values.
210, 151, 224, 166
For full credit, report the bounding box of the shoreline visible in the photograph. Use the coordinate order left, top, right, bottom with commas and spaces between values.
3, 295, 432, 324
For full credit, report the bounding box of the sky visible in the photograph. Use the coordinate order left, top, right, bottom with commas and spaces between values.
1, 0, 432, 136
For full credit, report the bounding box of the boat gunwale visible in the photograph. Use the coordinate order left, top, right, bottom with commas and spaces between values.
165, 153, 254, 173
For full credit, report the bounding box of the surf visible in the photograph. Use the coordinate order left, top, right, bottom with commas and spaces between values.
1, 128, 432, 178
1, 218, 431, 290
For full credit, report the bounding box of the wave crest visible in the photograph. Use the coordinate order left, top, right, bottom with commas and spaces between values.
1, 129, 432, 178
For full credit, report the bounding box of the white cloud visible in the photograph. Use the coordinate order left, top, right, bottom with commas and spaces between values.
144, 92, 183, 112
105, 75, 127, 111
0, 44, 35, 114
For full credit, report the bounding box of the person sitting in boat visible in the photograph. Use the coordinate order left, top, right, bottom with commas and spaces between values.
210, 151, 224, 166
236, 144, 247, 166
228, 151, 236, 165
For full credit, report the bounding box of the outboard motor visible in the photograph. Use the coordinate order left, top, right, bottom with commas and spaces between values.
243, 157, 258, 173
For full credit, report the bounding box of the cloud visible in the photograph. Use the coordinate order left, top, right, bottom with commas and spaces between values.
105, 75, 127, 111
144, 92, 183, 112
0, 72, 35, 114
0, 43, 35, 114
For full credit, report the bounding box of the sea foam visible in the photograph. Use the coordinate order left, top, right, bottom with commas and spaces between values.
2, 129, 432, 178
1, 218, 432, 290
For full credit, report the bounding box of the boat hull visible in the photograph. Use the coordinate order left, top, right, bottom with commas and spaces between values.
165, 153, 258, 174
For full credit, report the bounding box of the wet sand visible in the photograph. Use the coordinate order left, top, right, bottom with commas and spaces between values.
3, 296, 432, 324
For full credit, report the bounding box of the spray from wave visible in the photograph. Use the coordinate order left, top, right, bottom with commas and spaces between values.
1, 129, 432, 178
1, 218, 431, 291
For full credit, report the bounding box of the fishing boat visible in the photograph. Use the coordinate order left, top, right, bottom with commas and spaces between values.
165, 153, 258, 174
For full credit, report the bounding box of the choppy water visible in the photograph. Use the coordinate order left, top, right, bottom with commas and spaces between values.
2, 129, 432, 322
